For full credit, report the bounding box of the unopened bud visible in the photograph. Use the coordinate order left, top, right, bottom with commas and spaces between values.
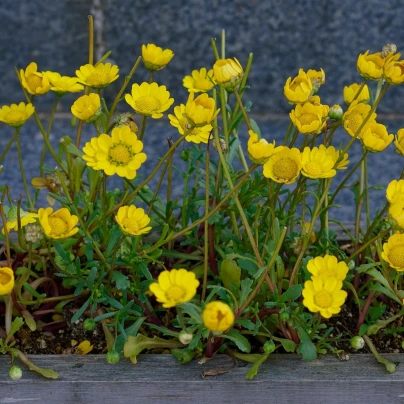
106, 350, 120, 364
263, 340, 276, 354
328, 104, 343, 120
25, 224, 44, 243
180, 149, 189, 162
279, 311, 290, 322
212, 138, 227, 153
381, 43, 397, 58
9, 366, 22, 380
179, 330, 193, 345
350, 336, 365, 350
348, 260, 355, 270
83, 318, 96, 331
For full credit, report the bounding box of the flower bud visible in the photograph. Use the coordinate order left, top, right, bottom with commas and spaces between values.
350, 336, 365, 350
348, 260, 356, 270
263, 340, 276, 354
328, 104, 343, 120
24, 224, 44, 243
9, 366, 23, 380
179, 330, 193, 345
381, 43, 397, 59
180, 149, 190, 161
83, 318, 96, 331
106, 350, 120, 364
279, 311, 290, 322
213, 58, 244, 90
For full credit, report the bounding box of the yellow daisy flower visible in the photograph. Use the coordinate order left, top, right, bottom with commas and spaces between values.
284, 69, 312, 104
386, 179, 404, 204
76, 63, 119, 89
142, 43, 174, 71
389, 200, 404, 230
289, 101, 327, 135
71, 93, 101, 123
343, 83, 370, 105
213, 58, 243, 90
307, 255, 349, 282
263, 147, 302, 184
394, 128, 404, 156
302, 277, 347, 319
38, 207, 79, 239
0, 267, 15, 296
20, 62, 51, 95
361, 121, 394, 152
2, 205, 38, 234
183, 67, 216, 93
45, 71, 84, 95
168, 104, 212, 144
301, 145, 336, 179
0, 102, 35, 127
115, 205, 152, 236
202, 301, 235, 333
247, 130, 282, 164
125, 82, 174, 119
384, 58, 404, 85
382, 233, 404, 272
184, 93, 219, 126
342, 100, 377, 138
326, 146, 350, 170
82, 126, 147, 179
357, 51, 386, 80
149, 269, 200, 308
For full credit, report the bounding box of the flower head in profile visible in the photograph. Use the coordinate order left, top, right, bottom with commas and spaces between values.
183, 67, 216, 93
247, 130, 282, 164
76, 63, 119, 89
360, 121, 394, 153
20, 62, 51, 95
184, 93, 219, 126
71, 93, 101, 123
357, 51, 386, 80
116, 205, 152, 236
0, 267, 14, 296
202, 301, 234, 333
301, 145, 337, 179
383, 57, 404, 85
149, 269, 200, 308
302, 277, 347, 318
0, 102, 35, 127
327, 146, 350, 170
125, 82, 174, 119
142, 43, 174, 71
394, 128, 404, 157
263, 147, 302, 184
386, 179, 404, 204
38, 207, 79, 239
342, 100, 377, 138
307, 68, 325, 92
82, 126, 147, 179
382, 233, 404, 272
328, 104, 344, 121
307, 255, 349, 282
76, 340, 93, 355
45, 71, 84, 95
289, 101, 328, 135
168, 104, 212, 144
115, 113, 138, 133
284, 69, 312, 104
343, 83, 370, 105
2, 205, 38, 234
389, 200, 404, 230
213, 58, 243, 90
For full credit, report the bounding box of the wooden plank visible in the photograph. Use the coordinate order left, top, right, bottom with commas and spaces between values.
0, 354, 403, 403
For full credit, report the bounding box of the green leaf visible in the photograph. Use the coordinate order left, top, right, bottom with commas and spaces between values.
249, 119, 261, 136
71, 297, 91, 323
220, 260, 241, 290
221, 329, 251, 353
5, 317, 24, 344
18, 351, 59, 379
245, 353, 269, 379
65, 142, 84, 158
236, 319, 255, 331
279, 285, 303, 303
112, 271, 130, 291
171, 348, 196, 364
273, 337, 296, 352
239, 278, 253, 307
105, 226, 122, 257
296, 326, 317, 361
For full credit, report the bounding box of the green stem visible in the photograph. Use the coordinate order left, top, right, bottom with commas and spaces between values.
16, 129, 33, 208
202, 143, 210, 301
0, 130, 18, 164
233, 88, 252, 131
138, 115, 148, 141
354, 154, 367, 240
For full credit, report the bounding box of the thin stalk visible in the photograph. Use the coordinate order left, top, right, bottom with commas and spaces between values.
88, 15, 94, 65
354, 155, 367, 241
202, 142, 210, 301
0, 130, 18, 164
16, 129, 33, 208
138, 115, 148, 141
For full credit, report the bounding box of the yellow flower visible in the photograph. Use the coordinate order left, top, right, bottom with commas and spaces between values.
284, 69, 312, 104
76, 340, 93, 355
361, 121, 394, 152
394, 129, 404, 156
357, 51, 385, 80
382, 233, 404, 272
302, 277, 347, 319
116, 205, 152, 236
202, 301, 234, 333
125, 82, 174, 119
309, 96, 330, 118
247, 130, 282, 164
71, 93, 101, 123
389, 201, 404, 230
384, 58, 404, 85
0, 102, 35, 128
82, 126, 147, 179
149, 269, 200, 308
183, 67, 216, 93
142, 43, 174, 71
301, 145, 336, 179
19, 62, 51, 95
307, 68, 325, 92
45, 72, 84, 95
38, 207, 79, 239
76, 63, 119, 89
213, 58, 243, 90
386, 179, 404, 204
0, 267, 14, 296
343, 83, 370, 105
289, 101, 327, 135
326, 146, 350, 170
2, 205, 38, 234
168, 104, 212, 144
307, 255, 349, 282
263, 147, 302, 184
184, 93, 219, 126
342, 100, 377, 138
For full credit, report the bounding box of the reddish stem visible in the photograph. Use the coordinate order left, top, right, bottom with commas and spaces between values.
355, 290, 376, 334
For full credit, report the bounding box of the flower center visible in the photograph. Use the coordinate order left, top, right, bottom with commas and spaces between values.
7, 110, 25, 123
122, 217, 140, 233
346, 112, 363, 134
299, 113, 318, 126
109, 143, 132, 165
0, 272, 12, 285
135, 96, 161, 114
273, 158, 299, 180
48, 217, 68, 236
314, 290, 332, 308
388, 245, 404, 268
26, 74, 43, 92
166, 286, 186, 301
86, 72, 107, 86
304, 161, 323, 177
